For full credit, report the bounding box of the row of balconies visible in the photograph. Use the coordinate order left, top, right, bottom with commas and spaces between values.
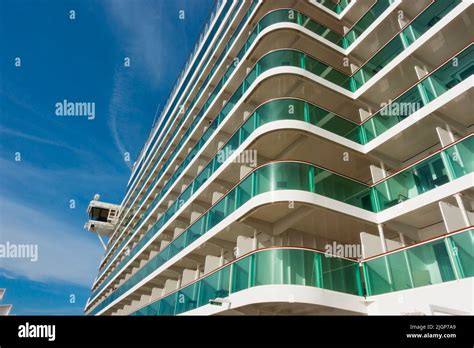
111, 227, 472, 316
87, 0, 472, 312
87, 131, 473, 314
88, 37, 473, 306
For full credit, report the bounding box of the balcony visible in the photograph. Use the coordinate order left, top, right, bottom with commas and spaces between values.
131, 247, 362, 316
373, 134, 474, 211
363, 228, 473, 296
87, 136, 473, 313
125, 228, 473, 315
361, 44, 473, 144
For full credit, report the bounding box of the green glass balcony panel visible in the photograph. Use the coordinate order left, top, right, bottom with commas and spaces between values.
375, 156, 447, 210
225, 189, 238, 215
258, 9, 343, 46
304, 54, 352, 89
408, 239, 456, 287
145, 300, 159, 316
257, 98, 305, 122
130, 248, 360, 316
361, 87, 422, 142
254, 249, 320, 287
449, 230, 474, 278
309, 108, 360, 141
257, 49, 300, 72
363, 234, 463, 296
403, 0, 461, 46
444, 132, 474, 179
364, 251, 410, 294
159, 292, 177, 316
314, 167, 372, 210
254, 249, 283, 285
198, 266, 230, 307
175, 282, 199, 314
185, 224, 200, 246
254, 162, 313, 193
352, 34, 406, 88
341, 0, 394, 47
243, 49, 352, 91
258, 9, 295, 30
236, 175, 253, 206
195, 165, 213, 188
317, 0, 351, 14
255, 98, 360, 142
207, 197, 227, 229
193, 213, 208, 239
321, 254, 362, 295
231, 254, 253, 294
180, 185, 192, 204
301, 14, 341, 44
170, 232, 187, 256
240, 119, 254, 140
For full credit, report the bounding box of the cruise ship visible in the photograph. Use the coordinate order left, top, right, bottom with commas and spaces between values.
84, 0, 474, 316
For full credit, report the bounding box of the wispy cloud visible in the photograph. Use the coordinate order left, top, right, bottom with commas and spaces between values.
0, 88, 46, 120
0, 197, 103, 287
0, 126, 90, 156
101, 0, 174, 166
103, 0, 166, 84
107, 70, 134, 170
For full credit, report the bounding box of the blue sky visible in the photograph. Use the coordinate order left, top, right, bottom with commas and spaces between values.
0, 0, 214, 315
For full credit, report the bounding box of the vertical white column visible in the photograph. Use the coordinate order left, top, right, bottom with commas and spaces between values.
252, 229, 258, 250
378, 224, 388, 253
219, 248, 225, 267
378, 224, 393, 291
398, 232, 406, 247
454, 193, 471, 227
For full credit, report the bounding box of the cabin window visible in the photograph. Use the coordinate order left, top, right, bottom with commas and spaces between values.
90, 207, 109, 222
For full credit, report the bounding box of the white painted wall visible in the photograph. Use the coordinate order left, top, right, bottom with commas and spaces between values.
366, 278, 473, 315
181, 279, 473, 316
